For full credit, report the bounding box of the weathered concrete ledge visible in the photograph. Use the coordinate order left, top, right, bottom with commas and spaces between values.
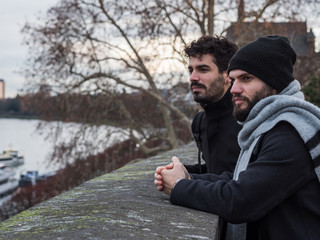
0, 142, 218, 239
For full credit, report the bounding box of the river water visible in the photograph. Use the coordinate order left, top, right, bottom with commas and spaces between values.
0, 118, 56, 179
0, 118, 126, 179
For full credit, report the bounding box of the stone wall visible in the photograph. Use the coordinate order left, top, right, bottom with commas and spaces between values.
0, 142, 218, 239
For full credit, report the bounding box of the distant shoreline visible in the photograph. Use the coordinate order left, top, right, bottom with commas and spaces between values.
0, 115, 38, 120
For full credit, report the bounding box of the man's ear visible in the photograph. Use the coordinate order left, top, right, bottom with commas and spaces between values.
222, 71, 230, 84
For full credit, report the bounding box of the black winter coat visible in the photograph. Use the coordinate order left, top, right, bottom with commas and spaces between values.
172, 122, 320, 240
185, 89, 241, 174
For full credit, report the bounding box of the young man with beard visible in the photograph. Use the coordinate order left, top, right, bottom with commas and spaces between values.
156, 35, 241, 180
155, 35, 320, 240
184, 35, 241, 175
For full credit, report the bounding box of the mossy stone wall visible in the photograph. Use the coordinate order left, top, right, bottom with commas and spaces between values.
0, 142, 218, 239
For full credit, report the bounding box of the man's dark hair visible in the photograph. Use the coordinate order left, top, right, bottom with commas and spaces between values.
184, 35, 238, 73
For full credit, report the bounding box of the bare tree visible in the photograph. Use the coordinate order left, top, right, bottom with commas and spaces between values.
21, 0, 320, 166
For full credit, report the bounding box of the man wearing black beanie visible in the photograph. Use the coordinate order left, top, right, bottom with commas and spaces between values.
155, 35, 320, 240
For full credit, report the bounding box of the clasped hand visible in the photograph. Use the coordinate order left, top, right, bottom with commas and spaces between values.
154, 156, 191, 195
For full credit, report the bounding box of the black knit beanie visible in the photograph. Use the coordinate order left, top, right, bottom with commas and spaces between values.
228, 35, 297, 92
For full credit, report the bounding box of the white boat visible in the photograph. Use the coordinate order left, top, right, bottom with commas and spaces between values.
0, 150, 24, 167
0, 164, 18, 203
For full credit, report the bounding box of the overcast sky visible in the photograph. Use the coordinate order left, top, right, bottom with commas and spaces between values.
0, 0, 59, 98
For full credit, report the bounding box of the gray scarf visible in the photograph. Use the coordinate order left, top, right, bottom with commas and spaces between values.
226, 80, 320, 240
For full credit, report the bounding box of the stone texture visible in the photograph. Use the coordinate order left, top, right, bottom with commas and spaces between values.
0, 142, 218, 239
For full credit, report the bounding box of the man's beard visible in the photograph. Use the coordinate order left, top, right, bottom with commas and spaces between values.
191, 75, 225, 104
233, 85, 274, 122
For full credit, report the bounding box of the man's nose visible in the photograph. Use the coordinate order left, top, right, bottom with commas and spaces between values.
230, 80, 242, 94
190, 71, 200, 82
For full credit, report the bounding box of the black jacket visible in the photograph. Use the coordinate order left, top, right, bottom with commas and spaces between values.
185, 89, 241, 174
172, 122, 320, 240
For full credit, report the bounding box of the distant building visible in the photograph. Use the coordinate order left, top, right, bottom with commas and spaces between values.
0, 79, 5, 99
226, 22, 316, 56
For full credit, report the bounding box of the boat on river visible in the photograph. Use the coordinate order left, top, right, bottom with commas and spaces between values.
0, 164, 18, 202
19, 170, 56, 187
0, 150, 24, 167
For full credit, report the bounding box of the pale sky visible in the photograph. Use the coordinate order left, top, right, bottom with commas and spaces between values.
0, 0, 59, 98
